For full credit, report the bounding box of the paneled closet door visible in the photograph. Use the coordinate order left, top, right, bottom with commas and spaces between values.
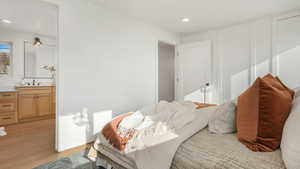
276, 14, 300, 89
218, 24, 251, 102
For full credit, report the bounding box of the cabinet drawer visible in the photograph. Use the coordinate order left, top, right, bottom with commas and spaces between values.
0, 114, 17, 125
0, 93, 17, 101
18, 89, 51, 95
0, 103, 15, 112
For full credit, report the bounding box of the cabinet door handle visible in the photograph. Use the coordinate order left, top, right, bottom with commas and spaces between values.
2, 94, 11, 97
2, 104, 12, 108
2, 117, 11, 120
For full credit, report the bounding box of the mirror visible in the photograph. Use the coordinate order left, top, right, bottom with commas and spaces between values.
24, 41, 56, 79
0, 42, 12, 75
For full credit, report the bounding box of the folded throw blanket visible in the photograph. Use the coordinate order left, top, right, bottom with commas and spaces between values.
96, 104, 219, 169
102, 101, 215, 152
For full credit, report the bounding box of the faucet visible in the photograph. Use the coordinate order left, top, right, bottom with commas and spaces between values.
33, 79, 36, 86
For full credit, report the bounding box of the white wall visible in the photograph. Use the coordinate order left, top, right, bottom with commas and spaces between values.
181, 11, 300, 104
45, 0, 179, 151
0, 28, 55, 87
276, 14, 300, 89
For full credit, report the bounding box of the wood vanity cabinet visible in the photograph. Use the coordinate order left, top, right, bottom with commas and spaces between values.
18, 94, 36, 119
17, 86, 55, 122
0, 92, 18, 125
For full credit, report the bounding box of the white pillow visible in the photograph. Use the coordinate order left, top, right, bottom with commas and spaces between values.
135, 116, 154, 130
208, 101, 236, 134
119, 111, 144, 129
281, 97, 300, 169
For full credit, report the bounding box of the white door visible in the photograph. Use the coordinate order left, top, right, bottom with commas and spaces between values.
177, 40, 212, 102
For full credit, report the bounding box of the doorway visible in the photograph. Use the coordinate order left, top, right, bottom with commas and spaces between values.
158, 41, 176, 102
0, 0, 59, 168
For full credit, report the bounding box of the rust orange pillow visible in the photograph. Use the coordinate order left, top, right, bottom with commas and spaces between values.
263, 74, 295, 98
275, 76, 295, 98
237, 74, 294, 152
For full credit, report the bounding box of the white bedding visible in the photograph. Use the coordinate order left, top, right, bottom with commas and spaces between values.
94, 102, 218, 169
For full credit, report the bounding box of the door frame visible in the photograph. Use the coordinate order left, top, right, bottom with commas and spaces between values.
54, 2, 60, 152
39, 0, 60, 151
155, 40, 177, 103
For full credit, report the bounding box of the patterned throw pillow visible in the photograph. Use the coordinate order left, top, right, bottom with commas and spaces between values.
208, 101, 236, 134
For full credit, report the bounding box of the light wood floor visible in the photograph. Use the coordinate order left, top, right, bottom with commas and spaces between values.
0, 119, 89, 169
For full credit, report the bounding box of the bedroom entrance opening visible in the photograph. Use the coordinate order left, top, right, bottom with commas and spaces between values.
0, 0, 59, 168
158, 41, 176, 102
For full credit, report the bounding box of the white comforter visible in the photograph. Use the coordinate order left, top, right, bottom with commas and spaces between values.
95, 101, 217, 169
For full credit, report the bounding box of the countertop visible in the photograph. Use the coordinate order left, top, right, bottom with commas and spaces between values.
0, 87, 17, 93
0, 85, 56, 92
15, 85, 56, 88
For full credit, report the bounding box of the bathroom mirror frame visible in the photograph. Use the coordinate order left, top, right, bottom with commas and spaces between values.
0, 41, 13, 76
23, 40, 56, 79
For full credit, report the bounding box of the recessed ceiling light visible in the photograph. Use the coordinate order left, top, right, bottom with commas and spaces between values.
181, 18, 190, 23
1, 19, 12, 24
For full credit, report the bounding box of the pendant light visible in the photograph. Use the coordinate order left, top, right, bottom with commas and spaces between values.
33, 37, 42, 46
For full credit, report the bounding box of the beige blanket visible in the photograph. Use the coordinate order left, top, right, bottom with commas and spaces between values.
94, 104, 218, 169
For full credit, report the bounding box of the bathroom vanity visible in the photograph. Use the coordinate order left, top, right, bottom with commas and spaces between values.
0, 86, 56, 125
17, 86, 56, 122
0, 38, 57, 125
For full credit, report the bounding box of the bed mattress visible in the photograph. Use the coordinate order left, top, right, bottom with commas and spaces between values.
95, 129, 286, 169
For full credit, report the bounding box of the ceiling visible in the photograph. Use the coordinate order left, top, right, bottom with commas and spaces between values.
100, 0, 300, 33
0, 0, 58, 37
0, 0, 299, 35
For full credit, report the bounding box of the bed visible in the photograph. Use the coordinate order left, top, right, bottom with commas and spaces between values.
93, 128, 286, 169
